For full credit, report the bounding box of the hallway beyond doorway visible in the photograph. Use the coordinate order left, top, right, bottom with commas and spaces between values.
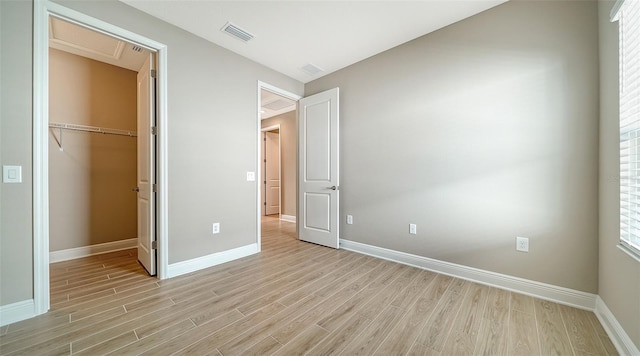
261, 215, 296, 246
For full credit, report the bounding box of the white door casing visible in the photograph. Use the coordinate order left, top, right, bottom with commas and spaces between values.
137, 53, 156, 275
31, 1, 169, 323
265, 130, 281, 216
256, 82, 301, 252
298, 88, 340, 249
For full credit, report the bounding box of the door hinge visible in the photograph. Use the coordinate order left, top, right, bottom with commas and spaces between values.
151, 240, 157, 249
263, 159, 266, 163
152, 184, 158, 193
151, 126, 158, 135
264, 181, 266, 184
151, 69, 157, 78
264, 202, 267, 205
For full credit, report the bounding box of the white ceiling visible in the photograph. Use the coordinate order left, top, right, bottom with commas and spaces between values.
119, 0, 507, 83
261, 89, 296, 120
48, 18, 297, 117
49, 17, 150, 72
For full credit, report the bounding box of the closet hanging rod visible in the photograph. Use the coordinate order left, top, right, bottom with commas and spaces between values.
49, 122, 137, 137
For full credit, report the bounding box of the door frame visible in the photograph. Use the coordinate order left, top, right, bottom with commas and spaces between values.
256, 81, 301, 251
33, 0, 170, 316
261, 125, 281, 217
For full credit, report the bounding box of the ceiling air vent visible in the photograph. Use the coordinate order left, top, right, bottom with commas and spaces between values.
221, 22, 254, 42
300, 63, 324, 76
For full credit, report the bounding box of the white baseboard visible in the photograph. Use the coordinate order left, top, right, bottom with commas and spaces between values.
595, 296, 640, 355
340, 239, 597, 310
0, 299, 35, 327
50, 238, 137, 263
280, 215, 296, 223
166, 243, 259, 279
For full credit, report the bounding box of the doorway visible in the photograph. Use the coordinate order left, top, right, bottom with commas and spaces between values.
256, 84, 341, 250
48, 17, 158, 276
48, 17, 152, 274
257, 82, 301, 250
262, 127, 281, 217
33, 0, 169, 316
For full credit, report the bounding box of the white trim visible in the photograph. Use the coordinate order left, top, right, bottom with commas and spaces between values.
340, 239, 597, 310
0, 300, 35, 327
155, 30, 169, 281
49, 238, 137, 263
33, 0, 51, 317
617, 243, 640, 263
611, 0, 625, 22
256, 81, 302, 252
595, 296, 640, 355
280, 215, 296, 223
33, 0, 170, 320
262, 125, 281, 131
166, 243, 259, 279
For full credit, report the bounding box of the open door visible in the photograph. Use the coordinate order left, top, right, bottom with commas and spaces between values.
265, 130, 281, 215
136, 53, 156, 275
298, 88, 339, 248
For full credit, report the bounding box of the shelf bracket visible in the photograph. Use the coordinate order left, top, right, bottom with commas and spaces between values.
50, 127, 63, 151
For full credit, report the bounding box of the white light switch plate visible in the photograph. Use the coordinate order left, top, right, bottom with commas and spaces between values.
3, 165, 22, 183
246, 171, 255, 181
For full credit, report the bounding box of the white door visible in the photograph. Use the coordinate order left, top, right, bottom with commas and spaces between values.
137, 53, 156, 275
265, 131, 280, 215
298, 88, 339, 248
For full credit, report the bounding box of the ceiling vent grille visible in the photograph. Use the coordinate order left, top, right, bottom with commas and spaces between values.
221, 22, 254, 42
300, 63, 324, 76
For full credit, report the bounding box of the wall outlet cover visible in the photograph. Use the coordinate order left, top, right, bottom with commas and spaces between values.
212, 223, 220, 234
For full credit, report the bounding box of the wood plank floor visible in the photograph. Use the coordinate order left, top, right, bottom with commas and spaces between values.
0, 216, 617, 355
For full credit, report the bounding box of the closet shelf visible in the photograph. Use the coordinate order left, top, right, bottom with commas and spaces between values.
49, 122, 137, 137
49, 122, 137, 151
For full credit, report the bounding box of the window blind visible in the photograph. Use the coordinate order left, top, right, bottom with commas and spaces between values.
618, 0, 640, 254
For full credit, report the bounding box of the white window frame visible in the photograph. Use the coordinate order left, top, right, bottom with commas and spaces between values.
612, 0, 640, 262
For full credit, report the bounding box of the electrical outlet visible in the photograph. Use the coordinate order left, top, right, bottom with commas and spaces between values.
516, 236, 529, 252
212, 223, 220, 234
409, 223, 417, 235
346, 215, 353, 225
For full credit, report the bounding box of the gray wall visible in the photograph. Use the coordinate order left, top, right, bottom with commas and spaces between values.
306, 0, 600, 293
0, 0, 303, 307
0, 0, 34, 306
598, 0, 640, 348
53, 0, 303, 265
262, 111, 296, 218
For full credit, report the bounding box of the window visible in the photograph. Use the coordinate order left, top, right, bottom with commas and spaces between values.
614, 0, 640, 259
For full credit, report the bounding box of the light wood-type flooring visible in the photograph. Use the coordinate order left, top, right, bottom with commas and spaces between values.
0, 216, 618, 355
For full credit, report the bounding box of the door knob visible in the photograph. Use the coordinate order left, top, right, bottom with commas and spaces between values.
132, 187, 140, 192
328, 186, 337, 190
